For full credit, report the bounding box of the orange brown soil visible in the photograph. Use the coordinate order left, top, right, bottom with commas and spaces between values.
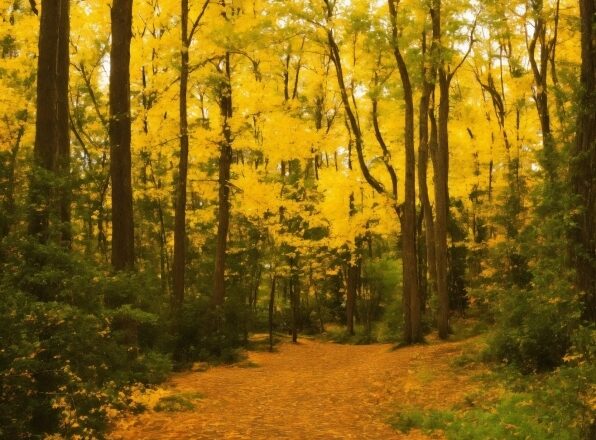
109, 336, 483, 440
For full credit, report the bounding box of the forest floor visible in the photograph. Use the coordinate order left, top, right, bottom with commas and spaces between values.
109, 334, 486, 440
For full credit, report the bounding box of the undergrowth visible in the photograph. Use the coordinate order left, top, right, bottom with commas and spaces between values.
391, 361, 595, 439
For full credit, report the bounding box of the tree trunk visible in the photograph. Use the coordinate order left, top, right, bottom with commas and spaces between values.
56, 0, 70, 246
290, 275, 299, 343
172, 0, 190, 310
109, 0, 135, 271
389, 0, 421, 343
527, 5, 556, 181
419, 32, 438, 303
269, 275, 276, 351
326, 0, 418, 343
212, 52, 233, 306
434, 70, 450, 339
28, 0, 70, 245
427, 0, 451, 340
571, 0, 596, 322
346, 259, 359, 335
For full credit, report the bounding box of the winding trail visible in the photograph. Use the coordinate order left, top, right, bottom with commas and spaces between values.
110, 336, 481, 439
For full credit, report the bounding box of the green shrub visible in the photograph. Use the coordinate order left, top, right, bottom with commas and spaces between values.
486, 281, 580, 372
174, 295, 246, 364
390, 363, 595, 440
0, 240, 173, 438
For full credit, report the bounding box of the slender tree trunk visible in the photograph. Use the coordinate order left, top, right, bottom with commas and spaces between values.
346, 259, 359, 335
57, 0, 70, 246
427, 0, 452, 339
527, 6, 556, 181
345, 193, 360, 335
290, 275, 299, 343
269, 275, 276, 351
28, 0, 70, 245
435, 70, 450, 339
389, 0, 421, 343
571, 0, 596, 322
109, 0, 134, 271
212, 52, 233, 306
309, 264, 325, 333
419, 32, 438, 302
173, 0, 190, 310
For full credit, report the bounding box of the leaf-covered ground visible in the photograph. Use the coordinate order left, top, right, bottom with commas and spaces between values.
109, 336, 484, 439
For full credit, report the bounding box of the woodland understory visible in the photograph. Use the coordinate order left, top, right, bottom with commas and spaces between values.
0, 0, 594, 438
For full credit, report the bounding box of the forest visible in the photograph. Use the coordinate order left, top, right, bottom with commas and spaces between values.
0, 0, 594, 438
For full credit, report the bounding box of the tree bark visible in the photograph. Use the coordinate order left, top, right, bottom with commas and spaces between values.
212, 52, 233, 306
571, 0, 596, 322
109, 0, 135, 271
56, 0, 70, 246
527, 2, 556, 180
419, 32, 438, 302
28, 0, 70, 245
346, 257, 360, 335
269, 275, 276, 351
290, 275, 299, 343
388, 0, 421, 343
172, 0, 190, 310
435, 69, 450, 339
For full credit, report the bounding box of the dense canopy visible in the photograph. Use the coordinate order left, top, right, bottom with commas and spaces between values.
0, 0, 594, 438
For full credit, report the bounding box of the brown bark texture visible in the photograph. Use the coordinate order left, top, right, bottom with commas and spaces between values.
172, 0, 190, 310
28, 0, 70, 245
109, 0, 135, 271
571, 0, 596, 322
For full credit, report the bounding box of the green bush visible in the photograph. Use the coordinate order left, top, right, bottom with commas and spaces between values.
390, 363, 595, 440
486, 280, 581, 372
0, 240, 172, 438
174, 295, 246, 364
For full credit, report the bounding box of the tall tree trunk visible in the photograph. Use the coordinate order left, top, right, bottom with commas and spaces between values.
428, 0, 460, 340
172, 0, 190, 310
109, 0, 135, 271
212, 52, 233, 306
28, 0, 70, 245
419, 32, 438, 303
571, 0, 596, 322
435, 69, 451, 339
345, 190, 360, 335
389, 0, 421, 343
57, 0, 70, 246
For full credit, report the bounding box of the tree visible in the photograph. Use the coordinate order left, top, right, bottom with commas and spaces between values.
172, 0, 210, 310
387, 0, 421, 343
418, 28, 438, 308
212, 50, 233, 306
109, 0, 135, 271
323, 0, 421, 343
571, 0, 595, 322
429, 0, 475, 338
28, 0, 70, 245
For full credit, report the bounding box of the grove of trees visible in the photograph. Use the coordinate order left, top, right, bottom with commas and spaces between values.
0, 0, 594, 438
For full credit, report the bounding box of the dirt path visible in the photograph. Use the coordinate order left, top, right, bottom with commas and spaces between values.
110, 337, 481, 439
